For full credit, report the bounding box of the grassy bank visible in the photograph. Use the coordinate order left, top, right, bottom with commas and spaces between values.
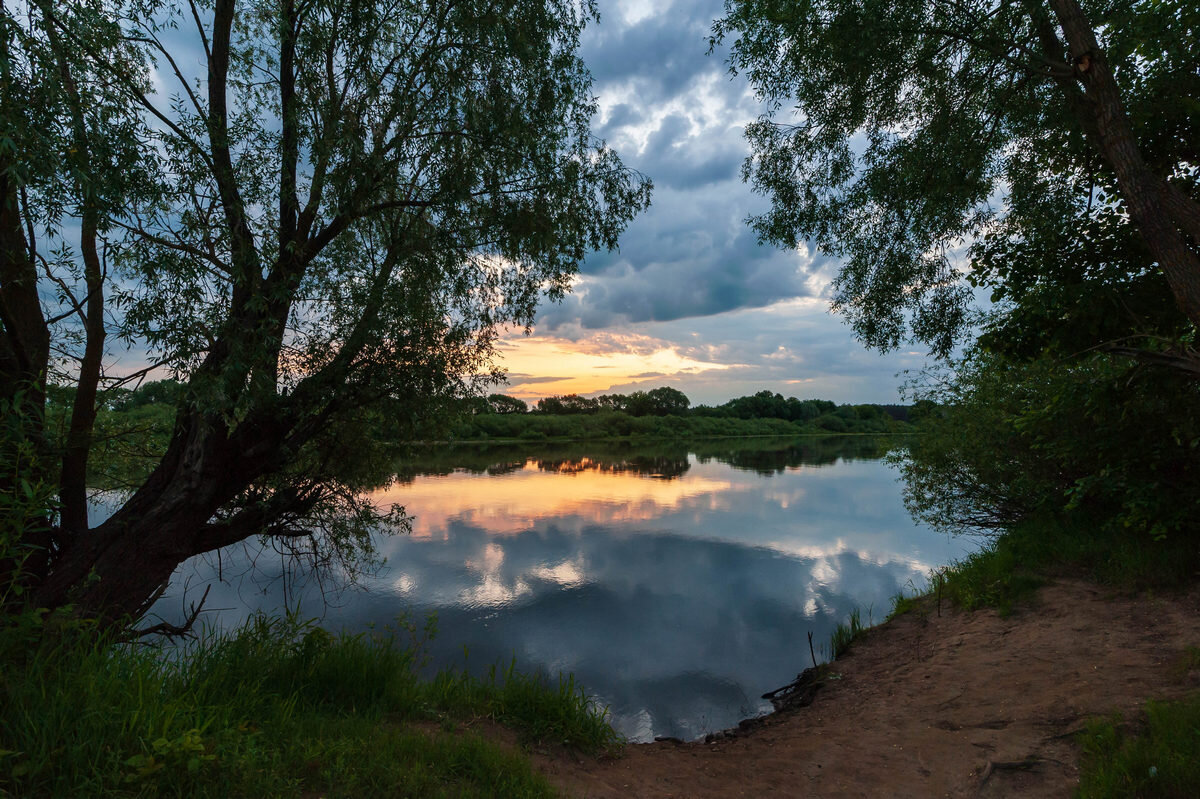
0, 612, 617, 798
877, 514, 1200, 798
1078, 691, 1200, 798
897, 514, 1200, 618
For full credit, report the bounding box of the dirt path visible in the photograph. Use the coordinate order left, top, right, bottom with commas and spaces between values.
532, 579, 1200, 797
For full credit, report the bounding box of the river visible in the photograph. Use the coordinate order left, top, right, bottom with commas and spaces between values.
138, 436, 973, 741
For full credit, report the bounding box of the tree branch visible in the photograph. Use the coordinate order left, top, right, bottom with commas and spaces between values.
208, 0, 260, 309
129, 583, 211, 640
279, 0, 299, 251
1099, 345, 1200, 377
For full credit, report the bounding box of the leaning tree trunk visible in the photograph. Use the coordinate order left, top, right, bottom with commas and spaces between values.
28, 411, 235, 625
29, 380, 333, 627
1051, 0, 1200, 330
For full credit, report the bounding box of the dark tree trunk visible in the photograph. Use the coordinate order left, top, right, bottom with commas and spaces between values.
28, 372, 339, 625
0, 172, 49, 416
0, 169, 55, 587
57, 213, 105, 535
50, 22, 107, 535
1051, 0, 1200, 330
32, 405, 273, 623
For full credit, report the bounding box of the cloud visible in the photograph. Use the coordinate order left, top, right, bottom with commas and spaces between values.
496, 330, 737, 399
490, 1, 947, 405
531, 4, 843, 334
582, 1, 721, 109
501, 374, 567, 385
505, 294, 931, 405
540, 186, 829, 330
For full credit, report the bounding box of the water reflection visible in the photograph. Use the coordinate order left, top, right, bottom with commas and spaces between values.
149, 436, 972, 742
373, 463, 737, 538
389, 435, 891, 482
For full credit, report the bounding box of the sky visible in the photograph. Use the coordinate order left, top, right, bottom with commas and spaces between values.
81, 0, 939, 406
495, 0, 935, 406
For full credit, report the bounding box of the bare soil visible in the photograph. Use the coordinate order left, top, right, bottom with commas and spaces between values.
529, 578, 1200, 798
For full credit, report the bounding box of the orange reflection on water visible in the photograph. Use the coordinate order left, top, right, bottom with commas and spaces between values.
370, 460, 738, 539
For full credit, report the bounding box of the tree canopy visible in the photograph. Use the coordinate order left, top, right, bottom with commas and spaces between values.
714, 0, 1200, 367
0, 0, 649, 625
533, 386, 691, 416
485, 394, 527, 414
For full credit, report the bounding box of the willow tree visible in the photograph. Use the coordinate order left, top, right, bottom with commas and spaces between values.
0, 0, 649, 626
714, 0, 1200, 365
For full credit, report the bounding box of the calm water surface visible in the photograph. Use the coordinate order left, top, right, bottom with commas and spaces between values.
145, 436, 974, 741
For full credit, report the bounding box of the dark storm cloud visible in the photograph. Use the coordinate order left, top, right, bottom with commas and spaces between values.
638, 112, 743, 189
542, 182, 827, 330
544, 2, 826, 329
599, 101, 643, 132
581, 1, 723, 105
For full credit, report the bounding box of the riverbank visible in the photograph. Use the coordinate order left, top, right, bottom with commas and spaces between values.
530, 577, 1200, 797
0, 613, 616, 797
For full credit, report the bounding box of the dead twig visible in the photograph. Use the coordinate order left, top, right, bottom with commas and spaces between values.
130, 584, 212, 640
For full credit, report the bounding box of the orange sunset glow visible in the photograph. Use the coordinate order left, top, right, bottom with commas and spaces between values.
371, 461, 739, 539
494, 330, 737, 400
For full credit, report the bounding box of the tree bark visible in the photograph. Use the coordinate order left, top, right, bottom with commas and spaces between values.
1050, 0, 1200, 330
0, 174, 48, 414
0, 18, 49, 413
30, 404, 284, 623
45, 10, 107, 534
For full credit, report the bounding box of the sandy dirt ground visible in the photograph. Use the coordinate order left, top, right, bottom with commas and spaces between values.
529, 579, 1200, 798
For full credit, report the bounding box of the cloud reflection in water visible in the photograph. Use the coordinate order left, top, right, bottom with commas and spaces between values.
153, 438, 973, 742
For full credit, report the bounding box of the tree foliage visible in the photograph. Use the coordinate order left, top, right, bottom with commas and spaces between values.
534, 387, 690, 416
897, 349, 1200, 540
714, 0, 1200, 365
716, 0, 1200, 551
0, 0, 649, 624
535, 393, 600, 414
486, 393, 527, 414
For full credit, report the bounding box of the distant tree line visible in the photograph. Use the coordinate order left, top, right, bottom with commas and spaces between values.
535, 386, 690, 416
479, 387, 911, 422
86, 381, 915, 457
452, 386, 915, 440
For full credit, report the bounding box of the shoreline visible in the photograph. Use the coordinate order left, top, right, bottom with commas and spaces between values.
530, 577, 1200, 797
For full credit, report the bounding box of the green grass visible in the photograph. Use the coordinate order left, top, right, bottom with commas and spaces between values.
1168, 647, 1200, 684
0, 611, 619, 797
829, 607, 867, 659
1077, 695, 1200, 798
887, 591, 924, 620
888, 513, 1200, 619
